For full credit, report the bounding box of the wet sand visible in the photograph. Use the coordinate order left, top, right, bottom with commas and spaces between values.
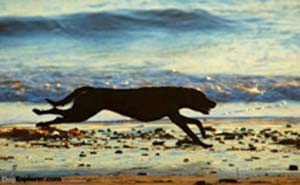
1, 118, 300, 184
1, 175, 300, 185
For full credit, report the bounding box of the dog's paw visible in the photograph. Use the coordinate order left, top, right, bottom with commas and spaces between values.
202, 134, 208, 139
32, 108, 42, 115
36, 122, 49, 128
203, 143, 213, 149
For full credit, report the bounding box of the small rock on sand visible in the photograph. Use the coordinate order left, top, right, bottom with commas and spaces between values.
278, 139, 300, 145
194, 180, 206, 185
152, 140, 165, 146
78, 163, 85, 167
183, 158, 189, 163
218, 178, 238, 183
137, 172, 148, 176
140, 133, 151, 140
79, 152, 87, 158
115, 150, 123, 154
0, 156, 14, 160
204, 126, 216, 132
154, 128, 165, 135
289, 165, 298, 171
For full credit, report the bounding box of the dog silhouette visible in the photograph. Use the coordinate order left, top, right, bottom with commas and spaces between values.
33, 86, 216, 148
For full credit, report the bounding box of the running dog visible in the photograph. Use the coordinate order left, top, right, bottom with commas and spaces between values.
33, 86, 216, 148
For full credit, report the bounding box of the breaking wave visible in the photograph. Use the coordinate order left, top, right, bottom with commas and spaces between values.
0, 70, 299, 103
0, 9, 233, 36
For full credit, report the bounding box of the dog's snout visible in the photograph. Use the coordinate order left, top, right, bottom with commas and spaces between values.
209, 101, 217, 108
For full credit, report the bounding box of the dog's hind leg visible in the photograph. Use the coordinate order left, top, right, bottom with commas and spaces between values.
36, 117, 64, 127
169, 112, 212, 148
33, 107, 65, 116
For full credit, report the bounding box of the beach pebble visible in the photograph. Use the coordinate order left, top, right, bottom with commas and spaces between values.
224, 134, 235, 140
204, 126, 216, 132
115, 150, 123, 154
251, 156, 260, 160
137, 172, 148, 176
154, 128, 165, 135
123, 144, 136, 149
248, 144, 257, 151
270, 149, 279, 153
159, 133, 175, 139
271, 136, 278, 142
140, 133, 151, 140
79, 151, 87, 158
194, 180, 206, 185
277, 138, 300, 145
240, 127, 247, 132
183, 158, 189, 163
238, 141, 244, 145
152, 140, 165, 146
78, 163, 85, 167
0, 155, 14, 160
218, 178, 238, 183
209, 170, 217, 174
219, 140, 225, 144
215, 137, 221, 141
289, 165, 298, 171
244, 158, 253, 162
176, 138, 193, 146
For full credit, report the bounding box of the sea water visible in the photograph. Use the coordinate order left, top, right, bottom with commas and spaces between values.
0, 0, 299, 124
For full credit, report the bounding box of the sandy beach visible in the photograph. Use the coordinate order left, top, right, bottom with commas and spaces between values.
1, 175, 300, 185
1, 118, 300, 184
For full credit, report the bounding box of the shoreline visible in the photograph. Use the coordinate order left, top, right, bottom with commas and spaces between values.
1, 101, 300, 125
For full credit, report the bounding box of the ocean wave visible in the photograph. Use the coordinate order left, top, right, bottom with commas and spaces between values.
0, 70, 299, 103
0, 9, 232, 36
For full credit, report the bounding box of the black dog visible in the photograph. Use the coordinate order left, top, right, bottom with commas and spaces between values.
33, 86, 216, 148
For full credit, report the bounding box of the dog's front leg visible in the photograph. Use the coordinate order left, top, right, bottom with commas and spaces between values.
169, 112, 212, 148
177, 116, 207, 139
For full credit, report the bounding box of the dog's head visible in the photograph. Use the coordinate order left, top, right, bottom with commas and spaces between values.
185, 89, 217, 115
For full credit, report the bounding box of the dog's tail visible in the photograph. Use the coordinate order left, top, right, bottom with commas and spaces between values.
46, 86, 93, 107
